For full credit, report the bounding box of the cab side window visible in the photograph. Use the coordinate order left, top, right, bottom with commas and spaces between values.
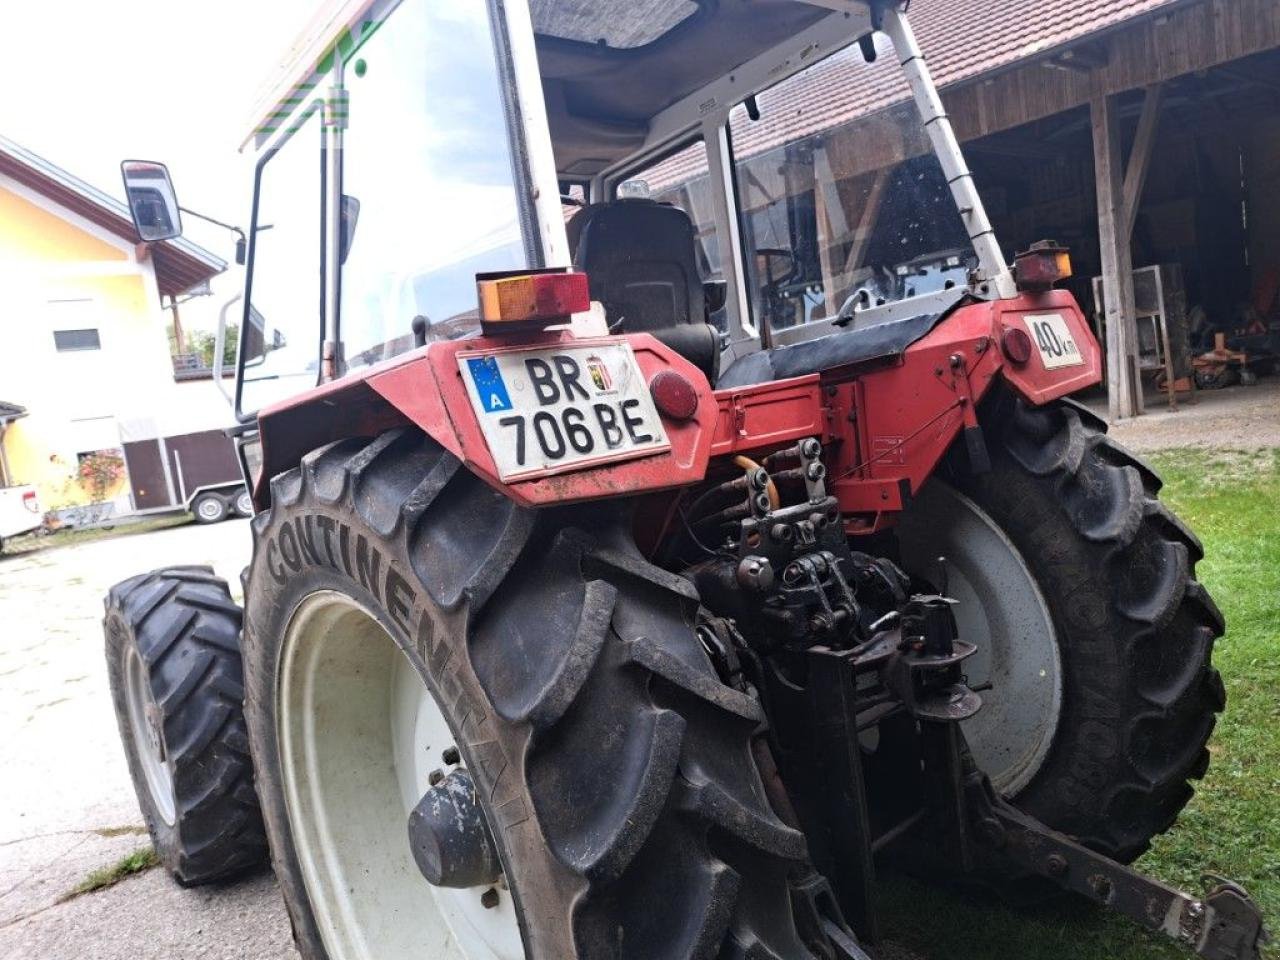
239, 106, 325, 416
622, 139, 726, 329
626, 141, 721, 276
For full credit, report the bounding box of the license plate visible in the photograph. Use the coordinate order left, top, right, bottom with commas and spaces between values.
1024, 313, 1085, 370
458, 341, 670, 481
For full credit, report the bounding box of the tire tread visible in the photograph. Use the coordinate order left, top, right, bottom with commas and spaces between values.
104, 566, 267, 885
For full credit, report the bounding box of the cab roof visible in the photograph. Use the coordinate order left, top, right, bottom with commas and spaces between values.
245, 0, 872, 153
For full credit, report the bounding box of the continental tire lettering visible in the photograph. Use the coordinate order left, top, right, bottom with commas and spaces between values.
416, 607, 439, 666
436, 659, 462, 710
296, 516, 320, 565
264, 512, 529, 834
278, 523, 301, 572
385, 568, 415, 636
315, 515, 338, 568
267, 540, 287, 584
469, 738, 529, 829
453, 693, 486, 738
339, 522, 354, 577
355, 535, 381, 602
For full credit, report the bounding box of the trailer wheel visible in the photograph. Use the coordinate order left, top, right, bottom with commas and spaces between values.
104, 567, 268, 884
897, 393, 1223, 862
241, 428, 820, 960
232, 490, 254, 518
192, 491, 229, 524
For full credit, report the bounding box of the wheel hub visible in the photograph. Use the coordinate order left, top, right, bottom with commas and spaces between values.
408, 770, 503, 889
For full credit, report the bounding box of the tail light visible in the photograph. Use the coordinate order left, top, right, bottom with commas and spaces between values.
476, 269, 590, 334
1014, 240, 1072, 292
1000, 327, 1034, 365
22, 490, 38, 512
649, 370, 699, 421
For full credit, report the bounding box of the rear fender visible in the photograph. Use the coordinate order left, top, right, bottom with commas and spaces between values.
990, 290, 1102, 404
252, 331, 719, 510
827, 291, 1101, 528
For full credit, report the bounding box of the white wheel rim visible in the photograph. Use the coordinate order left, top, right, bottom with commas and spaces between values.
895, 481, 1062, 796
196, 498, 224, 521
278, 591, 524, 960
235, 492, 253, 515
124, 644, 177, 825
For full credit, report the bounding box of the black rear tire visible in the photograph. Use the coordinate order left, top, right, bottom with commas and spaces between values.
104, 566, 268, 884
241, 428, 821, 959
956, 394, 1224, 861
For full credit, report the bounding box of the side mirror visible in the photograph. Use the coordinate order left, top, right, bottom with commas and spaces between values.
241, 305, 268, 367
120, 160, 183, 242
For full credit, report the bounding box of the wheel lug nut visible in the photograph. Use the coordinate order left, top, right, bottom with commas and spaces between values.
428, 768, 444, 786
481, 887, 500, 909
442, 746, 460, 765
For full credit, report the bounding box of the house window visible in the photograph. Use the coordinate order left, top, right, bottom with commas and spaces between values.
53, 328, 102, 352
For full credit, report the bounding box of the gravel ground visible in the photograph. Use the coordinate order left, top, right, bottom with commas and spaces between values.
1084, 376, 1280, 452
0, 518, 296, 960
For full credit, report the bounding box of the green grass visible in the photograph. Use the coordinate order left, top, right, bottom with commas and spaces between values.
2, 514, 192, 556
61, 847, 159, 901
875, 447, 1280, 960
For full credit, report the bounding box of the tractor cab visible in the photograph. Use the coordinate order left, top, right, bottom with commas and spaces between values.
210, 0, 1012, 415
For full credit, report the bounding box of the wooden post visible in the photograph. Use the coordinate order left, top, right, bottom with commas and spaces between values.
1092, 92, 1141, 419
843, 168, 890, 279
169, 297, 186, 356
1123, 85, 1164, 241
814, 145, 844, 317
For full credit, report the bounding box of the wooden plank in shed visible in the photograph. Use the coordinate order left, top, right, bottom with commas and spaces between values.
1123, 84, 1164, 240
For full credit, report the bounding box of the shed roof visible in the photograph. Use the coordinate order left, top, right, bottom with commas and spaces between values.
727, 0, 1188, 163
0, 135, 226, 298
0, 401, 28, 425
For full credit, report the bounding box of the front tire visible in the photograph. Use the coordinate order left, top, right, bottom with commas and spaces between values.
900, 394, 1224, 862
242, 428, 819, 960
104, 567, 268, 884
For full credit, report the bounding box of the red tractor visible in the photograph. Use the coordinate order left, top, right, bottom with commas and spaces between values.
105, 1, 1266, 957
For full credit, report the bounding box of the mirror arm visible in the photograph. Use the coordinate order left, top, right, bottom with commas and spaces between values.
212, 293, 242, 409
178, 206, 247, 245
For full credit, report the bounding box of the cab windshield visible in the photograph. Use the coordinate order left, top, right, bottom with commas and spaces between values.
635, 42, 974, 340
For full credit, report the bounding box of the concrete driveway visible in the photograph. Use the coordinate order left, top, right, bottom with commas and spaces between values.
0, 519, 296, 959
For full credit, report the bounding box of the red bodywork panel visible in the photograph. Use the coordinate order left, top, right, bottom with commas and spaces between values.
252, 291, 1099, 526
253, 331, 718, 509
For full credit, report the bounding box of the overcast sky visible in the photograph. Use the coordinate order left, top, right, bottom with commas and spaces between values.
1, 0, 318, 332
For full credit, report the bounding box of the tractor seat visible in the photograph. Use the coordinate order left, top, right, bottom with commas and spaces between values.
569, 199, 719, 379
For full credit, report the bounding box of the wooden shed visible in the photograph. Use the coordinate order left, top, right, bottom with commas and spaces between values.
660, 0, 1280, 417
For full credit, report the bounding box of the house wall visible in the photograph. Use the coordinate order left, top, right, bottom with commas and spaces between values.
0, 176, 230, 519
